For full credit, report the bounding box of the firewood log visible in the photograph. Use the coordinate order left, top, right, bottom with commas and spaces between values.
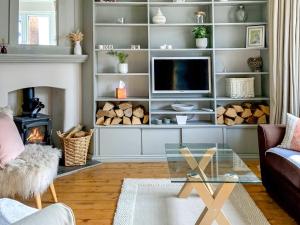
232, 105, 244, 113
258, 115, 267, 124
253, 109, 264, 118
245, 116, 257, 124
217, 115, 224, 125
123, 116, 131, 125
225, 118, 235, 126
66, 124, 83, 138
111, 117, 122, 125
124, 108, 132, 117
115, 109, 124, 118
242, 102, 252, 109
217, 106, 226, 116
97, 110, 115, 118
241, 108, 252, 118
119, 102, 132, 110
234, 116, 244, 125
96, 117, 105, 125
104, 118, 112, 126
225, 108, 237, 118
143, 115, 149, 124
103, 102, 114, 111
259, 105, 270, 116
132, 116, 142, 125
133, 106, 144, 118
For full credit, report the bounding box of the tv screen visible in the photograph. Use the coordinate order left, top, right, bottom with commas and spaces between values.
152, 57, 211, 93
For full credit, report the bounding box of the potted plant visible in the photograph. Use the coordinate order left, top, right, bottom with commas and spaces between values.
107, 51, 129, 74
67, 30, 84, 55
192, 26, 209, 48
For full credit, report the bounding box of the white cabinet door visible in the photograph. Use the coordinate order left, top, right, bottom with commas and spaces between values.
226, 128, 258, 155
182, 128, 224, 143
99, 128, 142, 156
142, 129, 181, 155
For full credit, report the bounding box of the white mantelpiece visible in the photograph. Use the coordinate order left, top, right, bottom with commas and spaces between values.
0, 54, 88, 132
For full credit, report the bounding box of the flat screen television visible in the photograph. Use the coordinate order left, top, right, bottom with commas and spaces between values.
152, 57, 211, 93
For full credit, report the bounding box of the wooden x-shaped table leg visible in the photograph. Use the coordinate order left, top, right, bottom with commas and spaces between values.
178, 147, 235, 225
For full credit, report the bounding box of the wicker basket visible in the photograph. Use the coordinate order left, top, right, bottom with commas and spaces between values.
57, 129, 94, 166
225, 78, 255, 98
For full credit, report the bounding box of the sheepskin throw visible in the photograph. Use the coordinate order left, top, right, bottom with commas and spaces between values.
0, 144, 61, 199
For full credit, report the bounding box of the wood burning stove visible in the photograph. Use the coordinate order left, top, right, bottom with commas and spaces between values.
14, 88, 52, 145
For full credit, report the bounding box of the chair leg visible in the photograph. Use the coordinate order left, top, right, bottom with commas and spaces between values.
49, 183, 58, 203
35, 194, 42, 209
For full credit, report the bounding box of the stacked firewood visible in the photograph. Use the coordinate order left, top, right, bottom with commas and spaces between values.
96, 102, 149, 126
217, 103, 270, 126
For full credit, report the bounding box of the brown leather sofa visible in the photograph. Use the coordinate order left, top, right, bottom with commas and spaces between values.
258, 125, 300, 223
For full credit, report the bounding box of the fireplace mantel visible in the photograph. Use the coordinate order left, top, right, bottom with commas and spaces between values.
0, 54, 88, 63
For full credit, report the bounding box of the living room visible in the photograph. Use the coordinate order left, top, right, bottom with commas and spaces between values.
0, 0, 299, 224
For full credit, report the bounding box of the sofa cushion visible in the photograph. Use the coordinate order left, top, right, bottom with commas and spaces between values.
278, 113, 300, 152
0, 113, 24, 168
266, 147, 300, 188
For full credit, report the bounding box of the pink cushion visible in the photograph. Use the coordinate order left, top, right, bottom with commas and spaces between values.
279, 113, 300, 152
0, 112, 24, 168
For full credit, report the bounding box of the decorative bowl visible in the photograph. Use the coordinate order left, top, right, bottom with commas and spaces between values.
171, 104, 195, 112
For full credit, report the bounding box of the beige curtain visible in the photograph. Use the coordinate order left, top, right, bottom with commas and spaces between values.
269, 0, 300, 123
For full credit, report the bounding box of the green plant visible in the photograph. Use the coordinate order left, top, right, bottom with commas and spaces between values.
107, 51, 129, 63
192, 26, 210, 39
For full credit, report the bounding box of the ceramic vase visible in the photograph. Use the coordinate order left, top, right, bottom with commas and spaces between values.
236, 4, 247, 22
118, 63, 128, 74
247, 57, 263, 72
152, 8, 166, 24
74, 41, 82, 55
196, 38, 208, 48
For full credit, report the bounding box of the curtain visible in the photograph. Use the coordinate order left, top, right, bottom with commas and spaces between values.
269, 0, 300, 124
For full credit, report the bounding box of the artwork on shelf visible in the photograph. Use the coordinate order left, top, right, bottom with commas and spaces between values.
152, 8, 166, 24
130, 45, 140, 50
247, 56, 263, 72
246, 26, 265, 48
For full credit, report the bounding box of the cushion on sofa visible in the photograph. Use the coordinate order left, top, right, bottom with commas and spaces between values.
266, 147, 300, 188
0, 112, 24, 168
278, 113, 300, 151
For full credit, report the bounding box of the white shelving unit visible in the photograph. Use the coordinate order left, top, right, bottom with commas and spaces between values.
86, 0, 270, 161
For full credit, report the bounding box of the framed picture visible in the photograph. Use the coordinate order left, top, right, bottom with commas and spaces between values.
246, 26, 265, 48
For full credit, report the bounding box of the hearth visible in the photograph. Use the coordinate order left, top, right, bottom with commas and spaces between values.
14, 88, 52, 145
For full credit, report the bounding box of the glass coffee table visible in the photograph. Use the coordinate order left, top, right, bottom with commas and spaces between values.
166, 143, 261, 225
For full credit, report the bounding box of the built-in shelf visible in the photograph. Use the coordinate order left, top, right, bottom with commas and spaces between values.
150, 23, 213, 26
151, 109, 215, 115
150, 98, 214, 101
215, 22, 267, 26
149, 2, 213, 6
151, 121, 214, 127
216, 97, 270, 101
96, 97, 149, 101
215, 48, 268, 51
214, 1, 267, 6
94, 2, 148, 6
215, 72, 269, 75
95, 49, 148, 52
150, 48, 213, 51
96, 73, 149, 76
95, 124, 150, 128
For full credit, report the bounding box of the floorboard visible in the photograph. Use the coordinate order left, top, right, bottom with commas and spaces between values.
21, 161, 296, 225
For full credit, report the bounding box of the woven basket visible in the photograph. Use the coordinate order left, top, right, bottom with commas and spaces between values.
225, 78, 255, 98
57, 129, 93, 166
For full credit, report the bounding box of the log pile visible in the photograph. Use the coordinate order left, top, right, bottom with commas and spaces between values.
217, 103, 270, 126
96, 102, 149, 126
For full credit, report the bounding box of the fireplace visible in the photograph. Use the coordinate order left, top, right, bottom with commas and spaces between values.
14, 88, 52, 145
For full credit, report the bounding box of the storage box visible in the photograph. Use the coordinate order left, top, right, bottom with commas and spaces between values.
225, 78, 255, 98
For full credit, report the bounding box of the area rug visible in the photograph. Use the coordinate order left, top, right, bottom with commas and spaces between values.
113, 179, 270, 225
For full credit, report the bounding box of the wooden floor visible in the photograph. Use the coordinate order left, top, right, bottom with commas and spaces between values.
22, 161, 296, 225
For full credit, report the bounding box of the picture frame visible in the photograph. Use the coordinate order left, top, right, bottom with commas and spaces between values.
246, 26, 265, 48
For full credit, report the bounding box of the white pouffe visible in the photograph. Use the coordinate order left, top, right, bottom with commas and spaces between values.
0, 198, 38, 225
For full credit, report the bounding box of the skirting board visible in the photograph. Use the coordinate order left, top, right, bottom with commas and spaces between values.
93, 153, 259, 162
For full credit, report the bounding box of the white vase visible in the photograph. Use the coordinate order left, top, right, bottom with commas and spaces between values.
74, 41, 82, 55
118, 63, 128, 74
152, 8, 166, 24
196, 38, 208, 48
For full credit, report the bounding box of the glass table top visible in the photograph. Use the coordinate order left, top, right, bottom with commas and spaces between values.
165, 143, 261, 184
